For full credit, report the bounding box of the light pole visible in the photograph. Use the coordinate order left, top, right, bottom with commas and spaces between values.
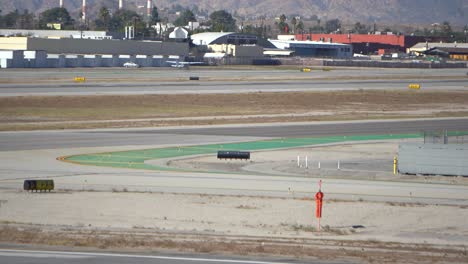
465, 27, 467, 43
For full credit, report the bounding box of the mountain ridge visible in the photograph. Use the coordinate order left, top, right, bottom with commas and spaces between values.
1, 0, 467, 26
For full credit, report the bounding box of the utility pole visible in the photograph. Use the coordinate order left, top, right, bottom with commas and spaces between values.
464, 25, 467, 43
81, 0, 86, 21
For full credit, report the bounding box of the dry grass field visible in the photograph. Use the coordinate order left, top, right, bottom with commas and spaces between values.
1, 90, 468, 130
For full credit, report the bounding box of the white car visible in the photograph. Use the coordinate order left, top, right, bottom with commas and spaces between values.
123, 62, 139, 68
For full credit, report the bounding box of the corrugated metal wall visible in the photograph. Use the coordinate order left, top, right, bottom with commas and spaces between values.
27, 38, 189, 56
398, 143, 468, 176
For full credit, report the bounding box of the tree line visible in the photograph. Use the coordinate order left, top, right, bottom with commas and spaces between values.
0, 7, 466, 42
0, 7, 237, 39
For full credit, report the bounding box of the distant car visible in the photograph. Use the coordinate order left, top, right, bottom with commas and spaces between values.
123, 62, 139, 68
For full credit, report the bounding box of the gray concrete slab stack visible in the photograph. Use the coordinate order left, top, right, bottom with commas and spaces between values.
398, 143, 468, 176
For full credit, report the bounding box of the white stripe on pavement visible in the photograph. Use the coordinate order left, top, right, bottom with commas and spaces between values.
0, 249, 302, 264
0, 251, 89, 259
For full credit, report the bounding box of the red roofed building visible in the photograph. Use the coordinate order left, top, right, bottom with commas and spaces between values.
295, 33, 437, 55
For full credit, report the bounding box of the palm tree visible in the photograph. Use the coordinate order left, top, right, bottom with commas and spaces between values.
291, 17, 297, 34
280, 14, 286, 23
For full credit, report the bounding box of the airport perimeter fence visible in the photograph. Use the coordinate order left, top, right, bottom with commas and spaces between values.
277, 57, 324, 66
217, 57, 281, 66
323, 60, 467, 68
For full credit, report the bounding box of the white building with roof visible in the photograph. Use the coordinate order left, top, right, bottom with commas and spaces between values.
269, 39, 352, 58
191, 32, 295, 58
190, 32, 275, 47
191, 32, 234, 46
0, 29, 111, 39
169, 27, 189, 40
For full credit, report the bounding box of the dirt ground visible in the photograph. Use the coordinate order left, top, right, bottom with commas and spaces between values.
1, 190, 468, 263
1, 90, 468, 130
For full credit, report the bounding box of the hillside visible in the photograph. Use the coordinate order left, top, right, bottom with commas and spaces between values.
1, 0, 467, 26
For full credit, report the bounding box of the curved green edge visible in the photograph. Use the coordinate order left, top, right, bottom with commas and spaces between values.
63, 132, 468, 172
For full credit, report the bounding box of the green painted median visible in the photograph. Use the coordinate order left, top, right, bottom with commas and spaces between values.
63, 132, 453, 171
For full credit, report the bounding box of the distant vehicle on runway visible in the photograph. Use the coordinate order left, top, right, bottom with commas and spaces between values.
123, 62, 139, 68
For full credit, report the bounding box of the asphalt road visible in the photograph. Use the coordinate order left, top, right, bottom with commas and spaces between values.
1, 118, 467, 151
0, 249, 319, 264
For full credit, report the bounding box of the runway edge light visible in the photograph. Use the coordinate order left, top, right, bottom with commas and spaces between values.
74, 77, 86, 82
408, 83, 421, 90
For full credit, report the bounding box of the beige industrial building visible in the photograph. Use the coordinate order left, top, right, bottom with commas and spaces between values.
208, 44, 264, 57
407, 42, 468, 56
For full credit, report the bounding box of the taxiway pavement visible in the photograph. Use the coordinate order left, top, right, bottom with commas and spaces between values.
1, 119, 467, 205
1, 118, 467, 151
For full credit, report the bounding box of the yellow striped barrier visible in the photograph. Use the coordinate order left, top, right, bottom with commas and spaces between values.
301, 68, 312, 72
74, 77, 86, 82
408, 84, 421, 90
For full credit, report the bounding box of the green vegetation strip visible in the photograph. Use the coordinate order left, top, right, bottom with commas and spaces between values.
64, 132, 463, 171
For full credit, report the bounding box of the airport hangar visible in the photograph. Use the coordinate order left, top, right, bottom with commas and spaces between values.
0, 32, 279, 68
295, 33, 443, 55
191, 32, 353, 59
0, 36, 189, 68
190, 32, 290, 62
1, 31, 355, 68
0, 32, 274, 68
408, 42, 468, 61
269, 39, 353, 58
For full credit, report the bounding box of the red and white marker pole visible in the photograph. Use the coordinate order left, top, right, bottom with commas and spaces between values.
315, 180, 324, 232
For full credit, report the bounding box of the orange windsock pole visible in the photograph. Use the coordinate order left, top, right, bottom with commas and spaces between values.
315, 180, 324, 231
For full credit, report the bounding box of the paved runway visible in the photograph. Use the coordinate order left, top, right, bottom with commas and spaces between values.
0, 249, 314, 264
0, 68, 466, 96
1, 118, 467, 151
0, 79, 466, 96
